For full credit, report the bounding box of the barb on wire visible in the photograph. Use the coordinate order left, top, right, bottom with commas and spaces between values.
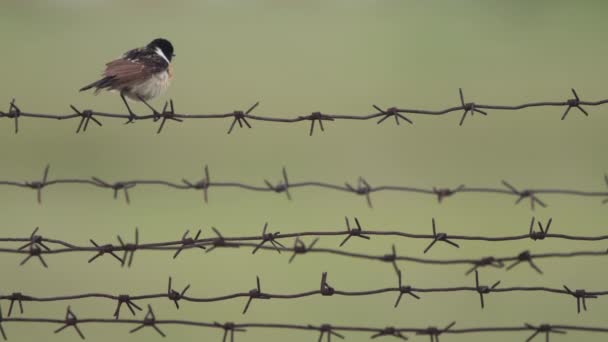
371, 326, 409, 340
155, 100, 181, 134
242, 276, 270, 314
2, 167, 608, 208
18, 227, 50, 267
17, 227, 50, 252
562, 89, 589, 120
563, 286, 597, 314
433, 185, 464, 203
227, 102, 258, 134
320, 272, 335, 296
0, 98, 21, 133
373, 105, 413, 126
340, 217, 370, 247
313, 324, 345, 342
70, 105, 102, 133
524, 323, 567, 342
6, 293, 27, 317
114, 294, 142, 319
252, 222, 284, 254
18, 246, 47, 267
91, 177, 135, 204
423, 218, 459, 254
465, 256, 504, 275
5, 90, 605, 133
264, 167, 291, 200
529, 217, 553, 241
214, 322, 246, 342
302, 111, 334, 136
289, 237, 319, 263
506, 250, 543, 274
502, 180, 547, 210
458, 88, 487, 126
117, 227, 139, 267
88, 239, 123, 264
173, 229, 205, 259
473, 270, 501, 309
205, 226, 240, 253
416, 322, 456, 342
382, 245, 400, 276
167, 277, 191, 309
54, 306, 85, 339
345, 177, 373, 208
182, 164, 211, 203
130, 305, 165, 337
24, 165, 50, 204
394, 269, 421, 308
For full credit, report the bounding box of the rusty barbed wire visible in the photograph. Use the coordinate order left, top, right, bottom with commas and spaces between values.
1, 219, 607, 273
0, 270, 604, 318
2, 165, 608, 208
1, 303, 608, 341
0, 89, 604, 134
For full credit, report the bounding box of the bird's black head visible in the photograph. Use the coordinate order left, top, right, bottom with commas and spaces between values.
147, 38, 174, 61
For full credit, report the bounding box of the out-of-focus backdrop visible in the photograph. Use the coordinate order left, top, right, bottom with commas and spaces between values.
1, 1, 607, 341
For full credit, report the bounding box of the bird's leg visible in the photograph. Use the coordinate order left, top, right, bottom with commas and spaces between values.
136, 95, 161, 119
121, 92, 138, 124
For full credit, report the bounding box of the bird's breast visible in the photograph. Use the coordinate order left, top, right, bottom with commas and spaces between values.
127, 70, 171, 101
168, 64, 174, 79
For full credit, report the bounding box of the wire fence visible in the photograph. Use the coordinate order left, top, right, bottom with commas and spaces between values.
2, 219, 607, 273
0, 304, 607, 341
0, 270, 603, 319
4, 90, 608, 341
1, 89, 605, 134
1, 165, 608, 209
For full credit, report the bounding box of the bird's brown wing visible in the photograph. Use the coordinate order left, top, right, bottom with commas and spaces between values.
102, 58, 151, 89
80, 46, 168, 93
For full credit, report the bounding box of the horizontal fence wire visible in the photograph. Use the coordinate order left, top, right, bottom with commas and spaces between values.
0, 270, 604, 318
2, 218, 607, 273
0, 89, 605, 134
1, 165, 608, 209
0, 305, 607, 342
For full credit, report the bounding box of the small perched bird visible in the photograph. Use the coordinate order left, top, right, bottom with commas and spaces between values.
79, 38, 175, 122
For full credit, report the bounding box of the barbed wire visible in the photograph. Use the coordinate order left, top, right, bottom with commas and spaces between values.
0, 269, 603, 319
2, 220, 607, 273
0, 303, 607, 341
1, 165, 607, 208
0, 89, 604, 134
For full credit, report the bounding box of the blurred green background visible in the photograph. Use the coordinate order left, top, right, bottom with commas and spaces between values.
1, 0, 608, 341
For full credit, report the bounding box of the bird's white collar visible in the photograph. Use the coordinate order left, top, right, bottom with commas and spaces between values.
155, 47, 170, 64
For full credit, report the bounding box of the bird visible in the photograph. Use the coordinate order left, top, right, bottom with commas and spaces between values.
79, 38, 175, 123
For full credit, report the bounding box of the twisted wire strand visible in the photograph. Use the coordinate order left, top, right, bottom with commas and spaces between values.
0, 306, 607, 342
0, 270, 604, 317
2, 221, 607, 274
0, 89, 604, 134
1, 165, 607, 209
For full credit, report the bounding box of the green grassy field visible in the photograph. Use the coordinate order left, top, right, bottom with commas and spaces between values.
1, 1, 608, 341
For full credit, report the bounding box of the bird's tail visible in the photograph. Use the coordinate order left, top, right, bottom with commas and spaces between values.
79, 76, 113, 92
